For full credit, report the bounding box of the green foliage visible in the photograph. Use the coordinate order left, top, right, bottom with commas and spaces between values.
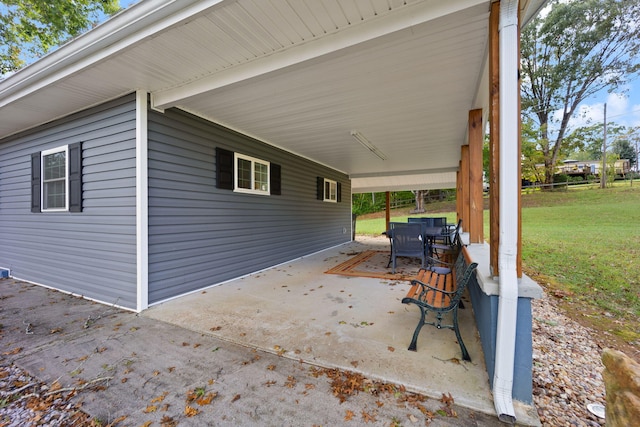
352, 193, 389, 216
1, 0, 120, 75
612, 136, 637, 168
520, 0, 640, 185
564, 122, 629, 161
521, 118, 546, 182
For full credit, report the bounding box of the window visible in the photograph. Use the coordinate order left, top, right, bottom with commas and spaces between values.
234, 153, 270, 195
324, 178, 337, 202
42, 146, 68, 210
317, 176, 341, 202
216, 148, 281, 195
31, 143, 82, 213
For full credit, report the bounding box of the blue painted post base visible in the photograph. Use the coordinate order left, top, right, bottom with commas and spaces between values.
468, 274, 534, 404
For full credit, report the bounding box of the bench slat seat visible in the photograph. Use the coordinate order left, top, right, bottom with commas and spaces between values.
401, 249, 478, 361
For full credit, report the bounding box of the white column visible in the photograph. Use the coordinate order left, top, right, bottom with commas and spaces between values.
136, 90, 149, 312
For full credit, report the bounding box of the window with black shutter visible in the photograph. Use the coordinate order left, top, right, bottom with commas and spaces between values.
217, 147, 280, 196
31, 143, 82, 213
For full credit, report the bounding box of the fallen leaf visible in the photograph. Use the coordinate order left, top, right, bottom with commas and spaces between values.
50, 328, 63, 334
305, 383, 315, 390
167, 366, 175, 373
350, 361, 359, 368
196, 392, 217, 406
361, 410, 377, 423
344, 409, 355, 421
143, 405, 157, 413
182, 342, 190, 347
231, 394, 241, 402
267, 364, 276, 371
387, 346, 395, 352
440, 392, 454, 406
121, 377, 128, 383
210, 326, 222, 331
184, 405, 199, 417
160, 415, 177, 427
3, 347, 22, 355
151, 392, 168, 403
141, 422, 152, 427
284, 376, 297, 388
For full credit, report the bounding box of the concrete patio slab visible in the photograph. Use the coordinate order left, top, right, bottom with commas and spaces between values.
145, 236, 539, 425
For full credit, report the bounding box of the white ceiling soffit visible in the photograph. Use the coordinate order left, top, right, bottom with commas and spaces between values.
0, 0, 547, 191
146, 0, 491, 191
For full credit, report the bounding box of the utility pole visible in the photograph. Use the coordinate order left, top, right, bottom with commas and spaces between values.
600, 103, 607, 189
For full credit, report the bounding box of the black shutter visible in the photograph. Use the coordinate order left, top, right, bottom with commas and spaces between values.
216, 147, 234, 190
68, 142, 83, 212
270, 163, 281, 195
31, 153, 41, 213
337, 182, 342, 203
316, 177, 324, 200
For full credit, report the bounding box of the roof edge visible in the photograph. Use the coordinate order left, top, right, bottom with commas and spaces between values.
0, 0, 227, 108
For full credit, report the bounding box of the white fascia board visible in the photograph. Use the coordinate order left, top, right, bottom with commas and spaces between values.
0, 0, 225, 109
151, 0, 488, 110
351, 170, 458, 193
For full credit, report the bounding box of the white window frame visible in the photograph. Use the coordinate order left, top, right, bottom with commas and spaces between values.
323, 178, 337, 202
41, 145, 69, 212
234, 152, 270, 195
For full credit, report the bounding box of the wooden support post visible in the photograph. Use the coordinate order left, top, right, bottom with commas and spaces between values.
456, 170, 462, 223
460, 145, 470, 232
489, 1, 500, 277
385, 191, 390, 232
488, 0, 523, 278
468, 109, 484, 243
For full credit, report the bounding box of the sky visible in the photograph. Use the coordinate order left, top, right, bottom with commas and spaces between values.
570, 85, 640, 131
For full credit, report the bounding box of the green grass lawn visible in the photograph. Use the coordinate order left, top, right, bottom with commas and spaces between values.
355, 182, 640, 343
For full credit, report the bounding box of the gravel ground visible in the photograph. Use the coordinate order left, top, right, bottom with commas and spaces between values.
531, 291, 608, 426
0, 284, 624, 427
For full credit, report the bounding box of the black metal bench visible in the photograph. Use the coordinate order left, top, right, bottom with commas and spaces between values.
401, 248, 478, 361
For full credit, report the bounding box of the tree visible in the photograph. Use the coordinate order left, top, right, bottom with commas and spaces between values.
520, 0, 640, 186
564, 122, 627, 160
520, 118, 546, 183
612, 134, 638, 169
1, 0, 120, 75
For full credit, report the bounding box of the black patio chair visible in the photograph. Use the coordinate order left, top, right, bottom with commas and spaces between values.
431, 219, 463, 262
389, 222, 427, 273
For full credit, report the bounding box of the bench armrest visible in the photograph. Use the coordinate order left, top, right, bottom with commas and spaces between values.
410, 277, 457, 298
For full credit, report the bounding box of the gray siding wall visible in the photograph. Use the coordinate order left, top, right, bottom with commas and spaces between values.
0, 94, 138, 309
148, 108, 351, 304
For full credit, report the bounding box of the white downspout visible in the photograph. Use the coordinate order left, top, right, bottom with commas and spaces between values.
494, 0, 519, 424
